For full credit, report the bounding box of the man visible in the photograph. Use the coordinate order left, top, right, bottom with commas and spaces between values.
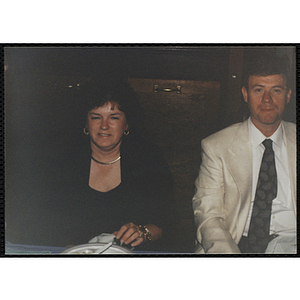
192, 56, 296, 254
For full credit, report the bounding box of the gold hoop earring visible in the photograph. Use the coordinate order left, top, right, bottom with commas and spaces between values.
83, 128, 89, 135
124, 130, 129, 136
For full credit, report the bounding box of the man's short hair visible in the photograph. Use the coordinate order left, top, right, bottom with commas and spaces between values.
241, 54, 291, 90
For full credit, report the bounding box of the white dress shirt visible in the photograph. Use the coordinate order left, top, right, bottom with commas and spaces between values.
242, 118, 296, 253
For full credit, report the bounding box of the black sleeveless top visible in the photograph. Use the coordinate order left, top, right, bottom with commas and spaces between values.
39, 139, 176, 250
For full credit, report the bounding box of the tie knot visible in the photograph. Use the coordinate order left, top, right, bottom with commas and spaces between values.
263, 139, 273, 150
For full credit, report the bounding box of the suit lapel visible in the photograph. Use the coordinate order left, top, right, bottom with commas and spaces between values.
282, 121, 296, 213
227, 121, 253, 202
226, 121, 253, 236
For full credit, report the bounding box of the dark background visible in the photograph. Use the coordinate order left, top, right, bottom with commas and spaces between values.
4, 45, 296, 252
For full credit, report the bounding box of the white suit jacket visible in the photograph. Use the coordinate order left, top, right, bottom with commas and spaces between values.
192, 120, 296, 254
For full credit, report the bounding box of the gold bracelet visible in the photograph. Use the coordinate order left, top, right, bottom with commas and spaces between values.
143, 226, 152, 241
138, 225, 152, 241
137, 226, 144, 238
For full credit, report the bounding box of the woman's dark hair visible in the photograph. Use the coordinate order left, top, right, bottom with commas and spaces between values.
77, 78, 149, 144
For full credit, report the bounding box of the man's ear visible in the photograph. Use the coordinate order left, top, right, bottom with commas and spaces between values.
286, 89, 291, 104
241, 86, 248, 103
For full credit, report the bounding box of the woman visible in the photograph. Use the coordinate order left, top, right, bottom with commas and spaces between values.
50, 79, 176, 251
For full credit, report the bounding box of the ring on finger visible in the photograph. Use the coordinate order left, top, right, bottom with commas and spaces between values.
137, 228, 143, 238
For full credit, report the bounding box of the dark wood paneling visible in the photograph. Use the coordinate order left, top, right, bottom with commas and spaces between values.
129, 78, 221, 251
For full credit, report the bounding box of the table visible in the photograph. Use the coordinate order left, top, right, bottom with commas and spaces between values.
5, 243, 67, 255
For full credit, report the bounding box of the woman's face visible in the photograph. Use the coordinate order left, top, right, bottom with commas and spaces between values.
86, 102, 128, 153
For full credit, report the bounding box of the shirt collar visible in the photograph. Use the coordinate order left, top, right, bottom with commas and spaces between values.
248, 117, 284, 149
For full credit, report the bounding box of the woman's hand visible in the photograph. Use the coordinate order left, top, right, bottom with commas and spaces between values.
114, 222, 144, 247
114, 223, 163, 247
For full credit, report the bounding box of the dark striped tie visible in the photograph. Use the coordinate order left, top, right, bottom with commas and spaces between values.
241, 139, 278, 253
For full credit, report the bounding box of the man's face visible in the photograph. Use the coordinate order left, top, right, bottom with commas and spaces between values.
242, 74, 291, 133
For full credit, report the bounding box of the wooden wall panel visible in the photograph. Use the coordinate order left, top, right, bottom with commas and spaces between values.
128, 78, 221, 251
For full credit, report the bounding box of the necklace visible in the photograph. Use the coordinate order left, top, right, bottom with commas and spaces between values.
91, 155, 121, 165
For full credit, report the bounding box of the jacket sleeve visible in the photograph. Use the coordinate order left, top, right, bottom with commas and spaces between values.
192, 139, 241, 254
122, 141, 176, 234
